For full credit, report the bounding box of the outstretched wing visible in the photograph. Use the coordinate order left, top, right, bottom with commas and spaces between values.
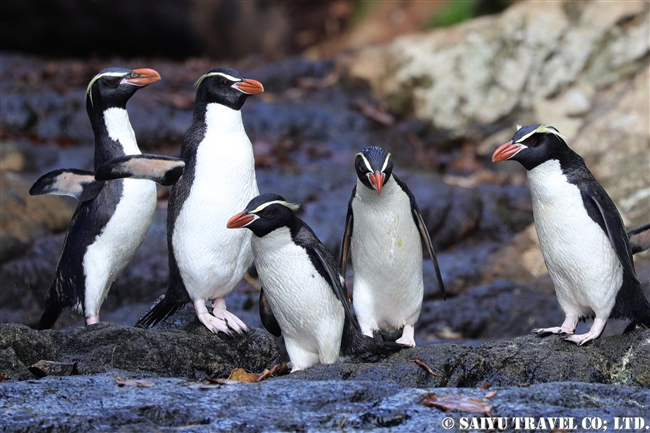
338, 186, 356, 280
30, 168, 104, 201
96, 154, 185, 186
394, 175, 446, 299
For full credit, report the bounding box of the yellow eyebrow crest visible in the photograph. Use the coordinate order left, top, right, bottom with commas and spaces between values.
194, 72, 241, 89
515, 124, 567, 144
85, 71, 129, 106
251, 200, 300, 214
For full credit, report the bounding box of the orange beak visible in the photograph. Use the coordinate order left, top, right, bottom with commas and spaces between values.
227, 211, 256, 228
124, 68, 161, 86
233, 78, 264, 95
367, 171, 385, 194
492, 141, 525, 162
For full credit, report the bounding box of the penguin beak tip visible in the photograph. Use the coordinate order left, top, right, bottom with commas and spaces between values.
492, 141, 521, 162
227, 211, 252, 229
234, 79, 264, 95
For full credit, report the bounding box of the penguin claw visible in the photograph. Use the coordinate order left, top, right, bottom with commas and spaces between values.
197, 312, 232, 335
212, 309, 248, 334
532, 326, 575, 337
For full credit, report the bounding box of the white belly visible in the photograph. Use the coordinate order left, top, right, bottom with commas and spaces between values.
83, 179, 157, 315
253, 227, 344, 366
172, 104, 258, 301
528, 160, 621, 319
350, 179, 424, 332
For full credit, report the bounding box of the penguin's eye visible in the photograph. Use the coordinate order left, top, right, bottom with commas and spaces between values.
263, 209, 272, 217
220, 80, 230, 88
106, 79, 118, 86
528, 138, 537, 147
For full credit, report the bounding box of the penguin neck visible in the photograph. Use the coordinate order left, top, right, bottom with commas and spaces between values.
92, 107, 141, 169
204, 103, 245, 135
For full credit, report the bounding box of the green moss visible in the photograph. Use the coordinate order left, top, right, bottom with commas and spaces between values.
426, 0, 479, 29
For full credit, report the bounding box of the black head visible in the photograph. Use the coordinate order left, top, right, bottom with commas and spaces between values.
227, 193, 301, 238
193, 67, 264, 111
492, 124, 570, 170
354, 146, 394, 194
85, 67, 160, 113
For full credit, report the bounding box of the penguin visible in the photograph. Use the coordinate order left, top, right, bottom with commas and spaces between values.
135, 68, 264, 334
339, 146, 445, 347
227, 193, 406, 371
492, 124, 650, 345
29, 68, 184, 329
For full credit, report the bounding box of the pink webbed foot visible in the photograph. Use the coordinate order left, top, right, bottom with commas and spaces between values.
533, 315, 578, 337
563, 318, 606, 346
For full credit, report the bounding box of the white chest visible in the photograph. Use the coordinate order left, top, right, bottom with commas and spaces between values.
83, 178, 157, 311
252, 228, 344, 341
172, 104, 258, 296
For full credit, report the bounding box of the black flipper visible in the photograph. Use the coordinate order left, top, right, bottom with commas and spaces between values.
259, 287, 281, 337
394, 175, 446, 299
95, 154, 186, 186
30, 168, 104, 201
583, 191, 650, 327
338, 186, 356, 279
628, 223, 650, 255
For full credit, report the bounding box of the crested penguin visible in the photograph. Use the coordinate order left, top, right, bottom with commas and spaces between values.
136, 68, 264, 334
29, 68, 174, 329
492, 124, 650, 345
339, 146, 445, 347
227, 193, 405, 371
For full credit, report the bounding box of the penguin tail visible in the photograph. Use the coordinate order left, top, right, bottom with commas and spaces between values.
340, 319, 408, 360
135, 295, 183, 328
610, 278, 650, 330
34, 277, 72, 330
35, 301, 61, 330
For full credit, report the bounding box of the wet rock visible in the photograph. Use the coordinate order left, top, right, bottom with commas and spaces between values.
418, 279, 562, 341
3, 321, 648, 388
1, 377, 649, 432
0, 322, 279, 381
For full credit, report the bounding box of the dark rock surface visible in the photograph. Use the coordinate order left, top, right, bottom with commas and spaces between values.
1, 323, 649, 432
0, 322, 280, 382
2, 378, 649, 433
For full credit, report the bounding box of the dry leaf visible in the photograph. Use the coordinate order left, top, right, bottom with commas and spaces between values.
115, 377, 155, 388
422, 393, 493, 416
228, 368, 260, 383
